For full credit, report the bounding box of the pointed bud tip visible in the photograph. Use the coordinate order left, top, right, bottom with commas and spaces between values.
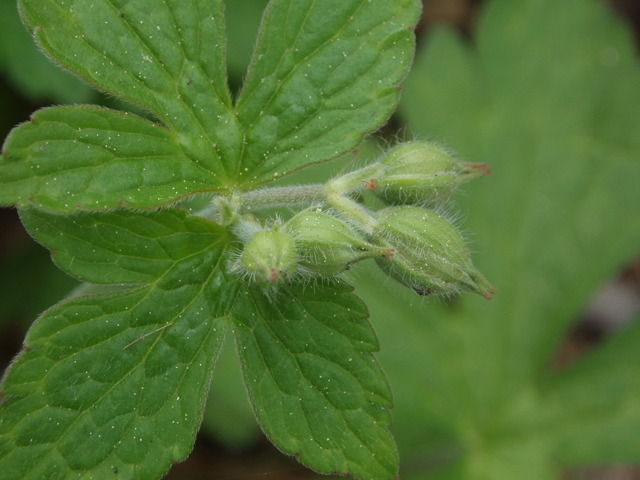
479, 285, 496, 300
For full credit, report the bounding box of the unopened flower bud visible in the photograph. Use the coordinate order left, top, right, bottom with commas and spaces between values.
374, 141, 490, 205
287, 210, 393, 276
239, 229, 298, 289
373, 206, 495, 299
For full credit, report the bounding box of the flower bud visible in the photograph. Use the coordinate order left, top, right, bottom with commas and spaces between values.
373, 206, 495, 299
286, 209, 393, 276
374, 141, 490, 205
239, 229, 298, 289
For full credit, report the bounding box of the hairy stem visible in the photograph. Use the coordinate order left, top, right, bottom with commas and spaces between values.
325, 163, 384, 194
239, 184, 325, 211
324, 190, 379, 235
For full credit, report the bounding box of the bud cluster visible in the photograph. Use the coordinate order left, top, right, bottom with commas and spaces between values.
211, 141, 494, 300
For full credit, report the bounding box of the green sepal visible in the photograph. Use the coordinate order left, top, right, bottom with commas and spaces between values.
238, 228, 298, 289
287, 209, 393, 275
374, 141, 490, 205
373, 206, 494, 298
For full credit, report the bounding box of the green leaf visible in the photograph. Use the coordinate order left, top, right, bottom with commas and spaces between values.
233, 0, 421, 186
3, 0, 420, 210
1, 106, 223, 211
535, 316, 640, 464
16, 0, 241, 189
231, 282, 397, 480
19, 206, 233, 286
0, 209, 240, 479
364, 0, 640, 477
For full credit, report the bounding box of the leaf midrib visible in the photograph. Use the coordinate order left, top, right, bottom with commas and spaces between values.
42, 0, 231, 180
241, 285, 393, 475
234, 0, 390, 179
11, 239, 230, 478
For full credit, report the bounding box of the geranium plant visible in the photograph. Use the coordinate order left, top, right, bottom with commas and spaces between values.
0, 1, 496, 479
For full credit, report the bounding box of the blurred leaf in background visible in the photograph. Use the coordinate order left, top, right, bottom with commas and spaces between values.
352, 0, 640, 478
224, 0, 270, 88
0, 0, 97, 103
202, 333, 261, 450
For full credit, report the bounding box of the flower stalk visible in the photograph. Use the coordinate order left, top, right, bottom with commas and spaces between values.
203, 141, 494, 299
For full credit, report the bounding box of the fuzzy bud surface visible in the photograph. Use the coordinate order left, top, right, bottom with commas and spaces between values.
373, 206, 495, 299
239, 230, 298, 289
287, 210, 393, 275
375, 141, 490, 205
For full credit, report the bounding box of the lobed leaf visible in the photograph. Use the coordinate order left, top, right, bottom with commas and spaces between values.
401, 0, 640, 412
1, 106, 222, 211
0, 209, 240, 479
232, 282, 397, 480
17, 0, 242, 190
368, 0, 640, 476
20, 207, 228, 285
233, 0, 421, 187
5, 0, 421, 210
